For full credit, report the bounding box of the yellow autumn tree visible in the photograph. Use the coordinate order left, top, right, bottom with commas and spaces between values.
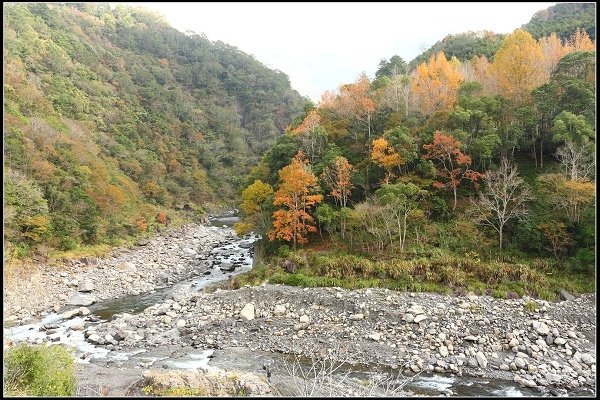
411, 52, 463, 116
371, 137, 401, 183
490, 29, 544, 105
235, 179, 274, 235
567, 28, 596, 52
539, 33, 568, 82
269, 152, 323, 249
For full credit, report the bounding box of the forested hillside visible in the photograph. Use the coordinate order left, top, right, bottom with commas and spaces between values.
409, 3, 596, 71
3, 3, 306, 258
523, 2, 596, 40
236, 27, 596, 298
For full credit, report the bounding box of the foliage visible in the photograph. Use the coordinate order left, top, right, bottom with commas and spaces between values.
411, 52, 463, 116
4, 344, 76, 396
423, 131, 483, 210
269, 152, 323, 249
3, 2, 305, 257
522, 3, 596, 40
236, 180, 274, 235
408, 31, 504, 71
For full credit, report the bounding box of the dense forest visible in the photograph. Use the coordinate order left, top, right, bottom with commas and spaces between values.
2, 2, 596, 300
3, 3, 306, 258
235, 23, 596, 298
522, 2, 596, 40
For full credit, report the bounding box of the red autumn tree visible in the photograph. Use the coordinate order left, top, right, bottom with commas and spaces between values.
423, 131, 483, 210
269, 152, 323, 249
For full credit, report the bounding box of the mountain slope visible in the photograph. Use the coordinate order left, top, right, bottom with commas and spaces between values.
522, 2, 596, 40
3, 3, 306, 255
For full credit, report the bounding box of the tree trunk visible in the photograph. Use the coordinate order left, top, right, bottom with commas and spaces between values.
539, 138, 543, 168
499, 226, 503, 252
452, 187, 458, 211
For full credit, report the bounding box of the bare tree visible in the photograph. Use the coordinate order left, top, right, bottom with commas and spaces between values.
277, 345, 418, 397
470, 157, 531, 251
555, 141, 595, 181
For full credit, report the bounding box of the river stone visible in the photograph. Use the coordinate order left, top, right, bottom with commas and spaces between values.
464, 335, 479, 342
78, 279, 94, 292
475, 351, 487, 368
69, 294, 96, 306
439, 345, 449, 357
87, 334, 101, 343
545, 372, 563, 383
559, 289, 575, 301
403, 313, 415, 323
116, 262, 136, 271
273, 305, 286, 316
576, 353, 595, 365
534, 321, 550, 335
407, 305, 425, 315
240, 303, 255, 321
113, 330, 127, 341
554, 337, 567, 345
515, 357, 527, 369
349, 313, 364, 321
414, 314, 428, 323
299, 315, 310, 323
509, 338, 519, 347
176, 319, 186, 328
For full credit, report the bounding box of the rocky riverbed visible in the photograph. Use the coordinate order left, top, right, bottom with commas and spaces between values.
4, 223, 230, 325
86, 284, 596, 395
3, 221, 596, 397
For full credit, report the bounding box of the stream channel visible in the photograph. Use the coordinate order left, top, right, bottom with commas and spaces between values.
4, 214, 575, 397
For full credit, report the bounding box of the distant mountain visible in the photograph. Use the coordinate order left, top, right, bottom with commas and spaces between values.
522, 2, 596, 40
3, 3, 306, 253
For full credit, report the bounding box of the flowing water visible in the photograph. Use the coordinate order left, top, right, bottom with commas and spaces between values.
4, 215, 593, 396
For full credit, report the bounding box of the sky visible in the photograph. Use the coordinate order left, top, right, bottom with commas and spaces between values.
122, 2, 557, 102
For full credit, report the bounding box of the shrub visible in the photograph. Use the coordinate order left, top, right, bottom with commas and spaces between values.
4, 344, 76, 396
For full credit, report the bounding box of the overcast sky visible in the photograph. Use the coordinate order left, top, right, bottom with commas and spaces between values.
124, 2, 557, 102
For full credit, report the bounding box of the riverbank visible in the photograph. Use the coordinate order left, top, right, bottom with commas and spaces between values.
3, 223, 596, 396
3, 223, 228, 326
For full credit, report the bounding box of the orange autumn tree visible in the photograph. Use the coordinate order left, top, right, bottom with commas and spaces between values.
321, 156, 354, 208
269, 152, 323, 249
423, 131, 483, 211
370, 137, 401, 183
